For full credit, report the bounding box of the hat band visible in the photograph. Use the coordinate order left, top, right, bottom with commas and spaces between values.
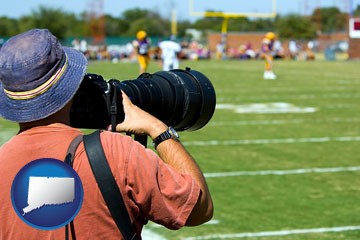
4, 53, 68, 100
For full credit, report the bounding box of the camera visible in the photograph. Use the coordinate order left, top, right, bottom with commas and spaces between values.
70, 67, 216, 132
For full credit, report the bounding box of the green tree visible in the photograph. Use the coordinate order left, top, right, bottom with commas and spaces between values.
126, 17, 168, 37
30, 6, 76, 39
354, 4, 360, 16
228, 17, 252, 32
276, 14, 316, 39
177, 20, 192, 38
0, 17, 19, 36
192, 16, 223, 31
311, 7, 348, 33
121, 8, 151, 23
65, 13, 86, 37
16, 16, 36, 34
122, 9, 169, 37
105, 15, 129, 36
118, 8, 170, 37
251, 18, 276, 32
191, 13, 275, 33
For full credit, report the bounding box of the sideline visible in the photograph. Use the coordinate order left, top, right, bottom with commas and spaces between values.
181, 226, 360, 240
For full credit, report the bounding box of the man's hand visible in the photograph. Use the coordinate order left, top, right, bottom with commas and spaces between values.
113, 91, 167, 139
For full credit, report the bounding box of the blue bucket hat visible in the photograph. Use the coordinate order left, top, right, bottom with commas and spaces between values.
0, 29, 87, 122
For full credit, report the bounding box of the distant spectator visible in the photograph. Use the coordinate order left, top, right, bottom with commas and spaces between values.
305, 41, 315, 60
239, 42, 256, 60
72, 38, 80, 51
216, 41, 225, 60
288, 40, 299, 60
273, 40, 285, 59
80, 39, 88, 55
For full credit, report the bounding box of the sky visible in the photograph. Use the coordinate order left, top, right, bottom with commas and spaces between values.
1, 0, 359, 22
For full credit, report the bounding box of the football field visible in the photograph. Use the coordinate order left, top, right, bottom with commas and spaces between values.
1, 58, 360, 239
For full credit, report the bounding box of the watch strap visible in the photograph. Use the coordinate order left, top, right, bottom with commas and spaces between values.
152, 127, 178, 148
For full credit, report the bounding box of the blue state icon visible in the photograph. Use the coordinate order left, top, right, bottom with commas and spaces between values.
11, 158, 84, 230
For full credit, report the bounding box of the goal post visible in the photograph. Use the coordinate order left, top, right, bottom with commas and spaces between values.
189, 0, 277, 19
188, 0, 277, 58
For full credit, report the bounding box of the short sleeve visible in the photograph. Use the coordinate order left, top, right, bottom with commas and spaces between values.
126, 141, 201, 229
100, 131, 201, 231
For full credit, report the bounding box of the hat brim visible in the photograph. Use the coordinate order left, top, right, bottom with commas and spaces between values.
0, 47, 87, 123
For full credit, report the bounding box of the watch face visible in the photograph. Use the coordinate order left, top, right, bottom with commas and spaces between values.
169, 126, 179, 138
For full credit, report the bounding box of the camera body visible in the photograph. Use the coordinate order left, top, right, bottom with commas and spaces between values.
70, 68, 216, 132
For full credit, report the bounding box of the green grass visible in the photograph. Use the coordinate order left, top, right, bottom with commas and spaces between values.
2, 58, 360, 239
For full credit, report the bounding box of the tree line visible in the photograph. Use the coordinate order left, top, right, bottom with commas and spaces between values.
1, 5, 359, 41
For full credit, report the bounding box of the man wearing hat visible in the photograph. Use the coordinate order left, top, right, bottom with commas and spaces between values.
0, 29, 213, 239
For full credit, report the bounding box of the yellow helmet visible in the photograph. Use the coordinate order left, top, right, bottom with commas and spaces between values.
136, 30, 147, 40
265, 32, 276, 40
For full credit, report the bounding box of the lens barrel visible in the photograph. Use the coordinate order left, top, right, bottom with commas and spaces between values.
70, 68, 216, 131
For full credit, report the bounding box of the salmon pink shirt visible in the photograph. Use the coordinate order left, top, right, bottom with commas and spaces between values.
0, 123, 200, 239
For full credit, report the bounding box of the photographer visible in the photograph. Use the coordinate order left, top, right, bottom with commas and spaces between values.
0, 29, 213, 239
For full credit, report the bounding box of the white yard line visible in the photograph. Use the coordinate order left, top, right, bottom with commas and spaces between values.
182, 136, 360, 147
182, 226, 360, 240
204, 166, 360, 178
208, 117, 360, 126
216, 93, 360, 101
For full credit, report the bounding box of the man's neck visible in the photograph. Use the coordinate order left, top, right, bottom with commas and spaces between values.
18, 119, 69, 134
18, 101, 72, 133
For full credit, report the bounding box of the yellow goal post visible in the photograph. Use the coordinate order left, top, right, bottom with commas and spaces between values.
189, 0, 277, 19
188, 0, 277, 58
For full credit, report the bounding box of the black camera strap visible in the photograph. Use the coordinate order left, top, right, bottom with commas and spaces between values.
63, 132, 137, 240
109, 82, 118, 132
83, 130, 137, 240
64, 135, 83, 240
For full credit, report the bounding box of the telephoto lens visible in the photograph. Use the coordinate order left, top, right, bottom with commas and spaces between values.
70, 67, 216, 131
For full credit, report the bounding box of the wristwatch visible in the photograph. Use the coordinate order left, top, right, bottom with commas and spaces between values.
152, 126, 179, 148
